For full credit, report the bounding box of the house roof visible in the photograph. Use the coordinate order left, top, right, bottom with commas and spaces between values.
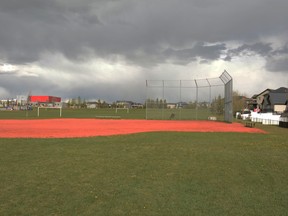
268, 87, 288, 105
255, 88, 272, 97
255, 87, 288, 97
255, 87, 288, 107
251, 94, 258, 99
269, 92, 287, 105
271, 87, 288, 94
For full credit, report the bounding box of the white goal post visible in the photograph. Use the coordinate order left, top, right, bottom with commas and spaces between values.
37, 107, 62, 117
115, 107, 129, 113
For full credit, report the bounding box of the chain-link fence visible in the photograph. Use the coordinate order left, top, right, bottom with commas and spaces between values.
146, 70, 233, 122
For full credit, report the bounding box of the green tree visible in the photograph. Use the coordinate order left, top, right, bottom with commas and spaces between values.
81, 98, 87, 108
77, 96, 81, 109
71, 98, 76, 108
233, 91, 248, 113
211, 95, 224, 114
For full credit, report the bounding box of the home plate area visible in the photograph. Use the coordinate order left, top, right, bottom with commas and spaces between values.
0, 119, 265, 138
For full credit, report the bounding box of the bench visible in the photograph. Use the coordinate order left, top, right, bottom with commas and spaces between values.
245, 121, 255, 128
208, 116, 217, 121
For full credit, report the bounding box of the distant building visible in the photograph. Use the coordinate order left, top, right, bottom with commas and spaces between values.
131, 103, 144, 109
30, 96, 61, 103
116, 101, 133, 108
29, 95, 62, 107
86, 101, 98, 109
167, 102, 188, 109
176, 102, 188, 108
255, 87, 288, 113
247, 95, 258, 110
115, 101, 144, 109
167, 103, 176, 109
16, 95, 28, 105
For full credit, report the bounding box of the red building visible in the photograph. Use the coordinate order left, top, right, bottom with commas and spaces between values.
30, 96, 61, 103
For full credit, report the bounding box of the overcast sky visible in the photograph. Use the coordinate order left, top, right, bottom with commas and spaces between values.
0, 0, 288, 102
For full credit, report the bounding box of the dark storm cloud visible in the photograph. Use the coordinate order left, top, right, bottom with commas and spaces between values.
1, 0, 288, 65
0, 74, 49, 95
163, 42, 226, 64
224, 42, 288, 72
272, 44, 288, 55
266, 44, 288, 73
0, 0, 288, 100
224, 42, 288, 73
224, 42, 273, 61
265, 57, 288, 73
0, 0, 54, 12
0, 0, 102, 63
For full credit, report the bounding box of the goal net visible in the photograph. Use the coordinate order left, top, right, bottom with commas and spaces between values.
37, 106, 62, 117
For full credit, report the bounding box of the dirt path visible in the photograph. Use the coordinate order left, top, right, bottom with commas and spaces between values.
0, 119, 266, 138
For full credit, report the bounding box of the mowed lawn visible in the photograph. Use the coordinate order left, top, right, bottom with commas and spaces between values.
0, 107, 224, 120
0, 124, 287, 216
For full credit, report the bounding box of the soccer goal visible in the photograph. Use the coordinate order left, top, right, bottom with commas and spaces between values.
37, 106, 62, 117
115, 107, 129, 113
145, 70, 233, 122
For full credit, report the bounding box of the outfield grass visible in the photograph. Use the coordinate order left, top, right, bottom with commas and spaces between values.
146, 108, 224, 120
0, 108, 146, 119
0, 125, 287, 215
0, 107, 224, 120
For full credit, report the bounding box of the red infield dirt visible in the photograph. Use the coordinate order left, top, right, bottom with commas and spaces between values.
0, 119, 265, 138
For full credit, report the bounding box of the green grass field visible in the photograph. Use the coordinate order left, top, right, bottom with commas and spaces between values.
0, 107, 224, 120
146, 108, 224, 120
0, 109, 287, 215
0, 108, 146, 119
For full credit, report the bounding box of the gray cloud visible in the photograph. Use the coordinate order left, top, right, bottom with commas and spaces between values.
223, 42, 288, 73
272, 44, 288, 55
163, 42, 226, 64
225, 42, 273, 61
0, 0, 288, 100
265, 57, 288, 73
1, 0, 288, 65
265, 44, 288, 73
0, 0, 102, 63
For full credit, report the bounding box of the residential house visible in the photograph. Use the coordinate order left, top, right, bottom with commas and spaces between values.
167, 103, 176, 109
131, 103, 144, 109
86, 101, 99, 109
116, 101, 133, 109
255, 87, 288, 113
176, 102, 188, 108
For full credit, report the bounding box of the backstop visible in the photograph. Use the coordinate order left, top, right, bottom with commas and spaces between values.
145, 70, 233, 122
